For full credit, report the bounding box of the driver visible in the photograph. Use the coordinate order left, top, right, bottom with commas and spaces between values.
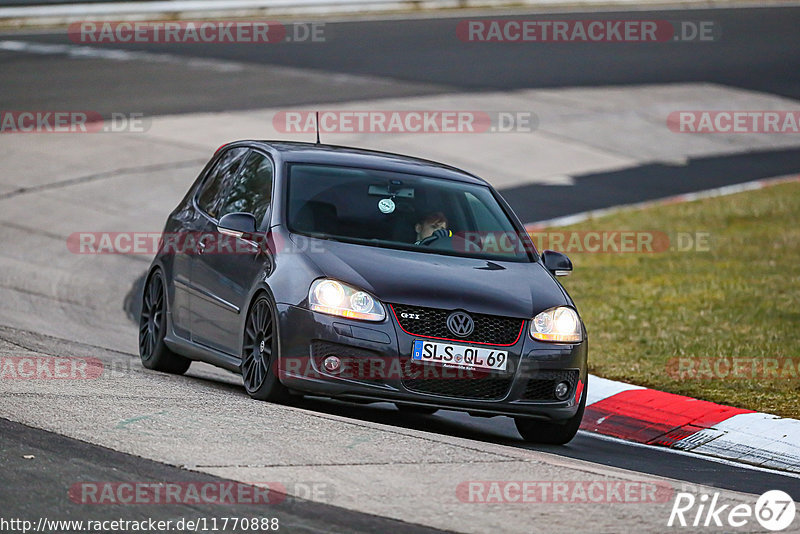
414, 212, 452, 245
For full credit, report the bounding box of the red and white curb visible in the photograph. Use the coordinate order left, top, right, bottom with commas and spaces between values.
527, 174, 800, 474
580, 375, 800, 474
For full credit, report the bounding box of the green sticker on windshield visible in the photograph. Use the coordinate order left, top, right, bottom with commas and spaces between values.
378, 198, 396, 214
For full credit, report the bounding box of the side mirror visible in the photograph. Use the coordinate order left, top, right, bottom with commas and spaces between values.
217, 212, 257, 239
542, 250, 572, 276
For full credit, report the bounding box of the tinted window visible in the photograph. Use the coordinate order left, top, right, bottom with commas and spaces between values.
286, 164, 532, 262
196, 147, 248, 218
218, 151, 274, 227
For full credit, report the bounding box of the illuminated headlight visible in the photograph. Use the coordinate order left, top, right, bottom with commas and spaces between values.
309, 279, 385, 322
530, 307, 582, 343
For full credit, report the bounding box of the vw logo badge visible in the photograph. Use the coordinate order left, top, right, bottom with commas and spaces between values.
447, 311, 474, 337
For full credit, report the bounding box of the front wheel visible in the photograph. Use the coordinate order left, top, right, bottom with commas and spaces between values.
241, 295, 290, 402
514, 385, 586, 445
139, 271, 191, 374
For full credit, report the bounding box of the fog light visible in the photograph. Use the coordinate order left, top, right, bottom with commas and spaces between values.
323, 356, 341, 373
554, 381, 570, 400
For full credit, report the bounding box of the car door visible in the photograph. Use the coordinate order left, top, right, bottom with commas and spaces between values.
168, 146, 248, 338
191, 149, 275, 354
184, 146, 249, 347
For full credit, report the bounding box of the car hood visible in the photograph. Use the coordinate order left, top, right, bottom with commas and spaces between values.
298, 237, 570, 319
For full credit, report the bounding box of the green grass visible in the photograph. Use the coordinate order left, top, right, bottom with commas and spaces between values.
554, 180, 800, 418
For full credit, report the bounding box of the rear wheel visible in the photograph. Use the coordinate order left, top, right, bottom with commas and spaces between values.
396, 404, 438, 415
514, 386, 586, 445
241, 295, 289, 402
139, 271, 191, 374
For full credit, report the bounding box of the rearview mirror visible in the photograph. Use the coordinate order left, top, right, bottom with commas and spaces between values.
542, 250, 572, 276
217, 212, 257, 238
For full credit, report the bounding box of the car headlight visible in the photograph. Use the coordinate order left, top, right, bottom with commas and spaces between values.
308, 279, 386, 322
530, 306, 582, 343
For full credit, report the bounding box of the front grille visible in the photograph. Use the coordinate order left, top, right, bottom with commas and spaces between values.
391, 304, 524, 346
402, 374, 514, 400
521, 370, 580, 401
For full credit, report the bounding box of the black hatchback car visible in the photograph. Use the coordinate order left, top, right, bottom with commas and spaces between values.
139, 141, 588, 444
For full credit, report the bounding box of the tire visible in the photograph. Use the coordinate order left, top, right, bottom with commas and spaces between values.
514, 385, 586, 445
139, 270, 191, 374
241, 294, 290, 402
396, 404, 438, 415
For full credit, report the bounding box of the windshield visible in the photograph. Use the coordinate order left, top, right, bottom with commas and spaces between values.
286, 163, 534, 262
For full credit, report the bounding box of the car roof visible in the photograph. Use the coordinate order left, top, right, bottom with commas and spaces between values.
234, 140, 489, 186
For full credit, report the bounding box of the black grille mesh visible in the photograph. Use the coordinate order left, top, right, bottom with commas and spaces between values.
392, 304, 523, 345
521, 370, 580, 401
401, 374, 513, 400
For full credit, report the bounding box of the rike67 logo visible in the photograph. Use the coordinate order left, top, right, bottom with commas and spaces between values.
668, 490, 796, 531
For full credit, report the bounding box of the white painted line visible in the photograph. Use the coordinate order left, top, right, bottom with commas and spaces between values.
0, 39, 246, 72
0, 39, 407, 87
676, 413, 800, 473
532, 174, 576, 186
0, 0, 398, 17
713, 412, 800, 446
581, 430, 800, 481
526, 174, 800, 230
2, 0, 799, 22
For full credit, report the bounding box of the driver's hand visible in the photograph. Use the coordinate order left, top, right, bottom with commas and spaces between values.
418, 228, 452, 246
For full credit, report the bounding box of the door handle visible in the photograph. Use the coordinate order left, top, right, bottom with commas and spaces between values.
197, 235, 212, 255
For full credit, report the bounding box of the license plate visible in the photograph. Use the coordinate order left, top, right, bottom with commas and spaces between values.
411, 340, 508, 372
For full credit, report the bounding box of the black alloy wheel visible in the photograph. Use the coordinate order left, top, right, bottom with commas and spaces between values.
242, 295, 289, 402
139, 271, 191, 374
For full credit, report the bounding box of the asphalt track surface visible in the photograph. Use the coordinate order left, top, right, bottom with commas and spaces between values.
0, 418, 448, 534
2, 6, 800, 115
2, 4, 800, 532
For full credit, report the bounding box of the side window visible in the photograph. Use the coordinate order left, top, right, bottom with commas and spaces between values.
196, 147, 248, 219
218, 151, 274, 227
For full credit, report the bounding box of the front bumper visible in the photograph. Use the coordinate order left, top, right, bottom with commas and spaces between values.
275, 304, 588, 421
